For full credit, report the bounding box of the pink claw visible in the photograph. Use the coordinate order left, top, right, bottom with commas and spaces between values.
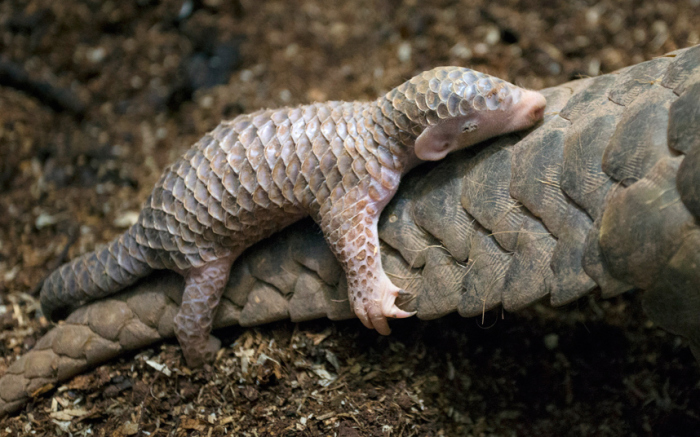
382, 287, 416, 319
354, 276, 416, 335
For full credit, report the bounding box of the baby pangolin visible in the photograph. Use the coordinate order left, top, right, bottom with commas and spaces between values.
40, 67, 547, 367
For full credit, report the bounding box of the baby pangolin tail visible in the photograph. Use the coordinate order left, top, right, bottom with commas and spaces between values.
40, 230, 152, 321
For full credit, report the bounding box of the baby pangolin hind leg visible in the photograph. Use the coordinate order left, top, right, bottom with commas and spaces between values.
173, 254, 238, 368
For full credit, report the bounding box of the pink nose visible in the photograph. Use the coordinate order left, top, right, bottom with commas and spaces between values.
522, 90, 547, 125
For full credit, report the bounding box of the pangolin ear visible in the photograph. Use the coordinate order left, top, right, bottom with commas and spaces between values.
414, 124, 455, 161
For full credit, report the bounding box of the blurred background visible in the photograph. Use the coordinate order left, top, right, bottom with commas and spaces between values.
1, 0, 699, 435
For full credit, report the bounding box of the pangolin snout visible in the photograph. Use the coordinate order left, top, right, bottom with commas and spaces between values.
521, 90, 547, 127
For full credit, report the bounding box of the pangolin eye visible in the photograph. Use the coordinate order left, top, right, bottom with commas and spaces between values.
462, 121, 478, 132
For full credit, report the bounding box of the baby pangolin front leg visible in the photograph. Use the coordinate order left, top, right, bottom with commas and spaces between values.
318, 149, 413, 334
40, 67, 546, 367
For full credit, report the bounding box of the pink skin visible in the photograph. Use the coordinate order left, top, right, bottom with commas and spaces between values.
362, 89, 547, 334
342, 191, 414, 335
415, 89, 547, 162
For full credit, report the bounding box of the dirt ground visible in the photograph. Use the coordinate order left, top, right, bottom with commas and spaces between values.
1, 0, 699, 435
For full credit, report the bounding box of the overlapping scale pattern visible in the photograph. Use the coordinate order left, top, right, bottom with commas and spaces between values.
385, 66, 522, 130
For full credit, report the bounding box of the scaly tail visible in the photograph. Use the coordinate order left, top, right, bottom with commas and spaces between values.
40, 228, 152, 321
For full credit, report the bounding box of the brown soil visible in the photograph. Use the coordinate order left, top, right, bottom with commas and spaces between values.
1, 0, 699, 435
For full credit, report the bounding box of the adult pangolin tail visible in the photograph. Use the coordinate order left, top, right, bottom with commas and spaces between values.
40, 229, 152, 321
